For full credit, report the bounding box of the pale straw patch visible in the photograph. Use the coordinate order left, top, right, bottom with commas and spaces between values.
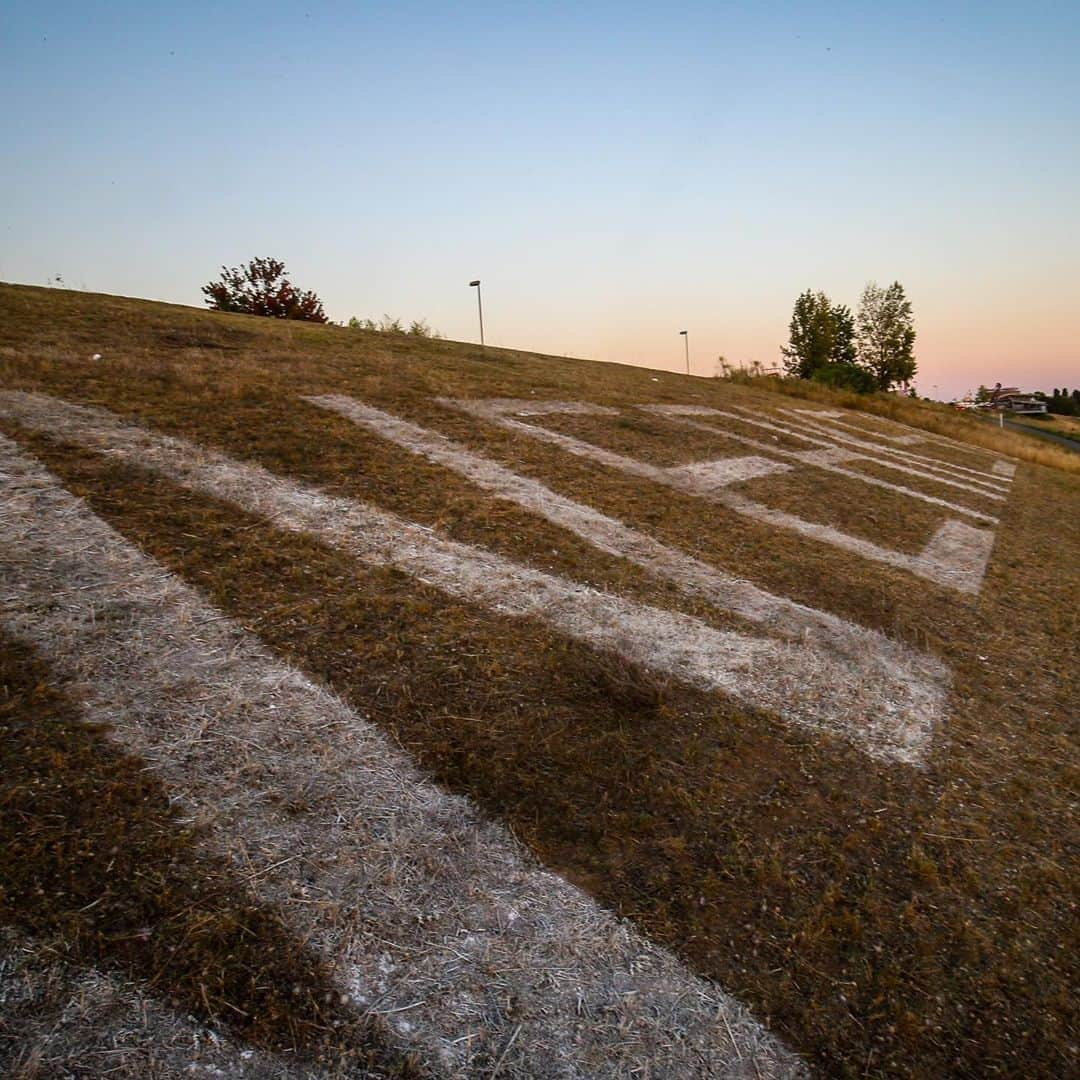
640, 405, 1002, 517
307, 392, 948, 737
440, 398, 791, 492
663, 455, 792, 491
0, 933, 306, 1080
772, 409, 1014, 489
789, 406, 1021, 469
441, 398, 996, 592
789, 410, 923, 446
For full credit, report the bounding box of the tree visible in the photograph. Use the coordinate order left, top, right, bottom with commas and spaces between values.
1047, 387, 1079, 416
855, 281, 916, 390
831, 303, 857, 365
202, 257, 327, 322
782, 290, 834, 378
781, 291, 861, 379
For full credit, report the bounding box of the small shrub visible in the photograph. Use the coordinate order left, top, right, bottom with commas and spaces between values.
346, 315, 441, 338
202, 257, 327, 323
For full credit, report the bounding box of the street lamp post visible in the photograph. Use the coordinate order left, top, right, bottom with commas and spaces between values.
679, 330, 689, 375
469, 280, 484, 347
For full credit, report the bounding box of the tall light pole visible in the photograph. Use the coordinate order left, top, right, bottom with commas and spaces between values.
679, 330, 689, 375
469, 279, 484, 347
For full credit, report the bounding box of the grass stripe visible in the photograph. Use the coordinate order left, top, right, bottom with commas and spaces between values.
441, 398, 997, 594
0, 391, 947, 761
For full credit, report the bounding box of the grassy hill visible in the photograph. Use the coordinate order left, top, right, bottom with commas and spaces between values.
1, 282, 1076, 1078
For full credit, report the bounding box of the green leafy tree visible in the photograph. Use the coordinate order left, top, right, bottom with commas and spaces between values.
781, 290, 835, 378
202, 257, 327, 322
831, 303, 857, 365
782, 291, 861, 378
855, 281, 916, 390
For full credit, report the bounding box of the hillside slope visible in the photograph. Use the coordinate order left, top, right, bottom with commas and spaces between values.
1, 284, 1076, 1078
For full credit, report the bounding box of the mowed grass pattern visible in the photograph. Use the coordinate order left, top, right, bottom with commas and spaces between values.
1, 283, 1077, 1078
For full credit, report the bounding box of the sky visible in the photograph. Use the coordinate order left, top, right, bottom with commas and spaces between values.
2, 1, 1077, 399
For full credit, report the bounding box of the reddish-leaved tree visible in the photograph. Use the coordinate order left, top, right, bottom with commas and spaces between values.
201, 257, 328, 322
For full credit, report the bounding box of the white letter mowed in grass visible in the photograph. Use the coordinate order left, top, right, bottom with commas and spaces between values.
443, 398, 1000, 594
0, 391, 947, 763
0, 433, 804, 1079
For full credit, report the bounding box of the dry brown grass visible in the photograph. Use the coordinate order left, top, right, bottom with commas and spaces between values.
1, 283, 1077, 1078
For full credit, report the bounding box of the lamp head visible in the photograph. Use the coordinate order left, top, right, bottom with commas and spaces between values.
469, 280, 481, 287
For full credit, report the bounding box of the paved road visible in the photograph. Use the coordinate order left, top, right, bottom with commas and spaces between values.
977, 415, 1079, 452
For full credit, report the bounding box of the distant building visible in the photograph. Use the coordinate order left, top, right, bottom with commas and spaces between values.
952, 384, 1048, 414
988, 384, 1048, 414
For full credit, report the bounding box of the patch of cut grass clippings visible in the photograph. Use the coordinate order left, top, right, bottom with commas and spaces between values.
0, 932, 323, 1079
643, 404, 1007, 515
521, 408, 778, 467
691, 413, 823, 453
769, 408, 1014, 486
6, 424, 1076, 1078
709, 405, 1003, 504
441, 395, 994, 592
0, 634, 422, 1078
303, 394, 942, 676
726, 375, 1078, 473
843, 456, 1005, 516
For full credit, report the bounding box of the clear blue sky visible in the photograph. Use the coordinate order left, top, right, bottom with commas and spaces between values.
2, 1, 1077, 397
